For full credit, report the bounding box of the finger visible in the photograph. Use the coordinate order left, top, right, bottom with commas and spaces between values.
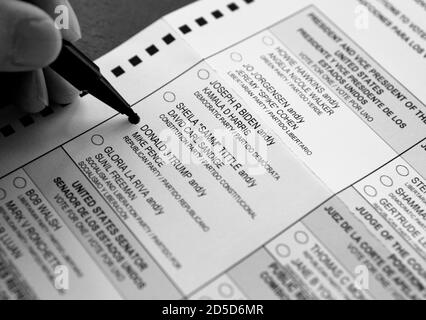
0, 0, 61, 72
44, 68, 79, 105
30, 1, 82, 105
0, 74, 14, 107
28, 0, 82, 42
11, 70, 48, 113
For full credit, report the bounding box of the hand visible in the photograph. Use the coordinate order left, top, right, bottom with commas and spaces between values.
0, 0, 81, 113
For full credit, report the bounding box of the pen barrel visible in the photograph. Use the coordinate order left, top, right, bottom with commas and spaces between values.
49, 40, 135, 119
50, 40, 101, 92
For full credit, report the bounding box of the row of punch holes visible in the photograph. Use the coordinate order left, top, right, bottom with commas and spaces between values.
0, 104, 69, 138
0, 0, 255, 139
110, 0, 255, 78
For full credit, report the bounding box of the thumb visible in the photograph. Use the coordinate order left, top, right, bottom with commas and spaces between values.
0, 0, 62, 72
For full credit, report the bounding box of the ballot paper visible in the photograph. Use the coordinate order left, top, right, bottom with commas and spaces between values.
0, 0, 425, 300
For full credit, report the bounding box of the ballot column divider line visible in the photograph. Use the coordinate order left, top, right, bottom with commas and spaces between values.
186, 192, 340, 297
299, 221, 377, 299
60, 146, 187, 299
0, 2, 424, 298
186, 136, 426, 298
352, 186, 424, 259
261, 242, 376, 300
21, 167, 127, 300
224, 266, 257, 300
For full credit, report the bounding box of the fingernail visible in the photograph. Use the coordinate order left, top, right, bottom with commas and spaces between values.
35, 71, 49, 109
44, 68, 79, 105
51, 88, 79, 105
13, 19, 61, 68
60, 1, 82, 42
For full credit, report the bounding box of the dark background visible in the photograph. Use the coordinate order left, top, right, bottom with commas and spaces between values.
72, 0, 196, 59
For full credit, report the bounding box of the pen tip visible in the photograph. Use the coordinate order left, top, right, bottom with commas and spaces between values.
128, 113, 141, 125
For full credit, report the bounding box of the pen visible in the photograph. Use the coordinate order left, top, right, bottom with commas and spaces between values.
50, 40, 140, 124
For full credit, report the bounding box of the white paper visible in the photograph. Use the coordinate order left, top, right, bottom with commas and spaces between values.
0, 0, 425, 300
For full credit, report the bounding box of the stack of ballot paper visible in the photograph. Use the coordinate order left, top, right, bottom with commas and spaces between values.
0, 0, 425, 300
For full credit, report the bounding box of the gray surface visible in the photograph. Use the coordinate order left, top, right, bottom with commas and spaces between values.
71, 0, 196, 59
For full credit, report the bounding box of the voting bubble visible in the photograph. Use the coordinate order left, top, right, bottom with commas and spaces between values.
91, 134, 104, 146
380, 175, 393, 187
262, 36, 274, 46
218, 283, 234, 298
294, 231, 309, 244
364, 185, 378, 197
396, 165, 409, 177
197, 69, 210, 80
13, 177, 27, 189
275, 244, 291, 258
163, 91, 176, 103
230, 52, 243, 62
0, 188, 6, 201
